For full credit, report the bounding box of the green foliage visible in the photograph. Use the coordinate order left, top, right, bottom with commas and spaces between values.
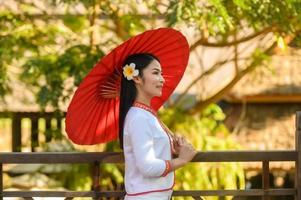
99, 140, 125, 190
62, 14, 87, 33
0, 0, 150, 109
0, 64, 10, 98
160, 104, 245, 200
290, 34, 301, 48
99, 164, 124, 190
20, 45, 104, 109
166, 0, 202, 27
166, 0, 301, 36
0, 5, 104, 109
118, 14, 146, 35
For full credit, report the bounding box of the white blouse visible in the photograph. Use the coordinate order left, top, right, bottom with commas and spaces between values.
123, 106, 174, 196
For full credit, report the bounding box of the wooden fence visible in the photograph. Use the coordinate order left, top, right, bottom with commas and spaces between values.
0, 111, 301, 200
0, 112, 65, 152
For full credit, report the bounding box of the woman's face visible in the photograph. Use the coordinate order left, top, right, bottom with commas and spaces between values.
135, 59, 165, 99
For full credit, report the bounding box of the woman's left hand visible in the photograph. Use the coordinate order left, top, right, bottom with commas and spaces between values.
171, 135, 181, 155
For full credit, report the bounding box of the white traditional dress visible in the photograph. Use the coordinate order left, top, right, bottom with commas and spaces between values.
123, 103, 174, 200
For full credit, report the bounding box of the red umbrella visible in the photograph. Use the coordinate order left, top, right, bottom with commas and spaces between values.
65, 27, 189, 145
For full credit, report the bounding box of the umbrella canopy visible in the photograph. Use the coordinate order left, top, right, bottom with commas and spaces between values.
65, 28, 190, 145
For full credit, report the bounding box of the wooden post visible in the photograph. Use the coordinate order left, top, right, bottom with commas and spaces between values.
56, 117, 62, 140
295, 111, 301, 200
0, 163, 3, 200
91, 161, 100, 200
31, 117, 39, 152
12, 114, 21, 152
262, 161, 270, 200
45, 118, 52, 142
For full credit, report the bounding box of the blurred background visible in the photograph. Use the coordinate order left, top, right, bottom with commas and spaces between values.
0, 0, 301, 199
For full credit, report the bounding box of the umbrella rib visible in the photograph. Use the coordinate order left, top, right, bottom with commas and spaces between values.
137, 29, 173, 53
75, 99, 100, 143
133, 29, 162, 53
86, 100, 104, 144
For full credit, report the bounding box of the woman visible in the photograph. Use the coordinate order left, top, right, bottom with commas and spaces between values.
119, 53, 197, 200
65, 28, 196, 200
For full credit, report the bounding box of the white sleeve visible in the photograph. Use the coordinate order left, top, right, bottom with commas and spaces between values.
127, 114, 166, 178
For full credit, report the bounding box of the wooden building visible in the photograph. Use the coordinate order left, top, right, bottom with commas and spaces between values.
221, 48, 301, 189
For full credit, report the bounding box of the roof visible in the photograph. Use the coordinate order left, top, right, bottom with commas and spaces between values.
226, 48, 301, 102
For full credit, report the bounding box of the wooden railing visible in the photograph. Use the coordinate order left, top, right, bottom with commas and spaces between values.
0, 111, 301, 200
0, 112, 65, 152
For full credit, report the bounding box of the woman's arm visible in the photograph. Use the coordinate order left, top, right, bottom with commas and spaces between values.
127, 114, 167, 178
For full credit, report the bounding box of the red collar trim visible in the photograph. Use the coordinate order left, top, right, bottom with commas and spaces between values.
132, 101, 157, 116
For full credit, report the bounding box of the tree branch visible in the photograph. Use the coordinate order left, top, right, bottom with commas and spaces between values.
186, 41, 278, 115
190, 26, 275, 51
173, 57, 249, 107
234, 29, 239, 73
89, 3, 99, 49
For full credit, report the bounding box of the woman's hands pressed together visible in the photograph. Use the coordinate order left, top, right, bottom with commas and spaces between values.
169, 135, 197, 171
177, 136, 197, 163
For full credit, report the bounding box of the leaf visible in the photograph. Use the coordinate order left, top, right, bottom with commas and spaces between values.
62, 14, 87, 33
276, 35, 287, 51
233, 0, 249, 10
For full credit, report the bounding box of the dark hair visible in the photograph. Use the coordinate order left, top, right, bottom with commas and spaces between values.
119, 53, 160, 149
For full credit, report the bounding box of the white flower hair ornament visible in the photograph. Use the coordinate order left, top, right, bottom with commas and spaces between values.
122, 63, 139, 80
